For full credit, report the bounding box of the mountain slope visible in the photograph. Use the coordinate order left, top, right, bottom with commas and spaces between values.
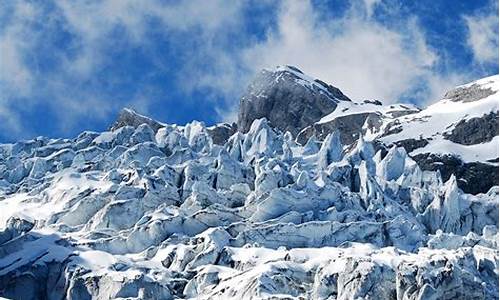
377, 75, 498, 159
375, 75, 499, 194
0, 114, 497, 299
237, 67, 499, 194
238, 65, 351, 136
297, 100, 420, 145
0, 67, 498, 299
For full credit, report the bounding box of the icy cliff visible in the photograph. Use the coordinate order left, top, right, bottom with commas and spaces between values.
0, 67, 498, 299
0, 114, 497, 299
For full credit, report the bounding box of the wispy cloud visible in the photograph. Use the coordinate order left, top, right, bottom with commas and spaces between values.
463, 1, 499, 66
363, 0, 382, 17
0, 0, 248, 138
241, 1, 460, 105
0, 1, 38, 98
0, 0, 496, 140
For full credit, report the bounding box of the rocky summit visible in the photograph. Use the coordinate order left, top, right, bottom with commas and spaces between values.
237, 65, 351, 136
239, 67, 499, 195
0, 66, 498, 300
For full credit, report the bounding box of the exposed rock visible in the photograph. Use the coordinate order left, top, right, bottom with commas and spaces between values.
394, 138, 430, 153
110, 108, 164, 132
237, 66, 350, 136
206, 122, 237, 145
296, 112, 377, 145
444, 111, 499, 145
444, 82, 496, 103
413, 153, 499, 194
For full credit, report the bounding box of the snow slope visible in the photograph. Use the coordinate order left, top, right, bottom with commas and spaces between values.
318, 101, 419, 125
267, 65, 346, 100
378, 75, 499, 164
281, 73, 498, 194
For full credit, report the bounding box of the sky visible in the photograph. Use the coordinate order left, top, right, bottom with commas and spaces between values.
0, 0, 498, 142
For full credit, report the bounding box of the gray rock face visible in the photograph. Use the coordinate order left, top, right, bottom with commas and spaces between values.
206, 123, 237, 145
444, 82, 496, 103
296, 102, 421, 146
296, 112, 377, 145
412, 153, 499, 195
393, 138, 430, 153
444, 111, 499, 145
237, 66, 350, 136
111, 108, 165, 132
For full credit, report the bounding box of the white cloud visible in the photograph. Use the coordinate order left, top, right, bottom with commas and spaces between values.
464, 12, 499, 65
363, 0, 382, 17
0, 0, 247, 136
241, 1, 444, 104
403, 72, 467, 107
0, 0, 493, 139
0, 104, 24, 137
0, 1, 38, 97
55, 0, 245, 77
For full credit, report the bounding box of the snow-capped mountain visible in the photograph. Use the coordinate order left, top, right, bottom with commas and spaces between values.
239, 66, 499, 194
238, 65, 351, 136
0, 67, 498, 299
376, 75, 499, 194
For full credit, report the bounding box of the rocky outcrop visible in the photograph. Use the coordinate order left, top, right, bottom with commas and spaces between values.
237, 65, 350, 136
296, 112, 377, 145
444, 111, 499, 145
393, 138, 430, 153
296, 102, 420, 145
206, 122, 237, 145
444, 82, 496, 103
412, 153, 499, 195
110, 108, 165, 132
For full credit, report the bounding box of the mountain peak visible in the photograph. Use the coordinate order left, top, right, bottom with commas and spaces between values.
443, 74, 498, 103
237, 67, 350, 135
110, 107, 164, 132
264, 65, 351, 102
267, 65, 305, 74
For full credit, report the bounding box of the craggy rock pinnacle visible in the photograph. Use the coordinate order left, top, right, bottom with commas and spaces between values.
237, 65, 350, 136
111, 108, 165, 132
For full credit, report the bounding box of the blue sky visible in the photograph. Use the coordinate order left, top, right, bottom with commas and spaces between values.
0, 0, 498, 142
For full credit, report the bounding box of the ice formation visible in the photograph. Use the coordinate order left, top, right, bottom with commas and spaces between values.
0, 115, 497, 299
0, 67, 498, 299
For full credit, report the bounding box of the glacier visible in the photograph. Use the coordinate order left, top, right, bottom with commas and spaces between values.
0, 66, 498, 299
0, 115, 497, 299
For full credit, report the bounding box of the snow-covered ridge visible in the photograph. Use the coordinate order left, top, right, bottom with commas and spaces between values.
238, 68, 496, 193
264, 65, 351, 102
378, 75, 499, 163
111, 107, 166, 132
318, 101, 420, 124
453, 74, 498, 92
0, 113, 497, 299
